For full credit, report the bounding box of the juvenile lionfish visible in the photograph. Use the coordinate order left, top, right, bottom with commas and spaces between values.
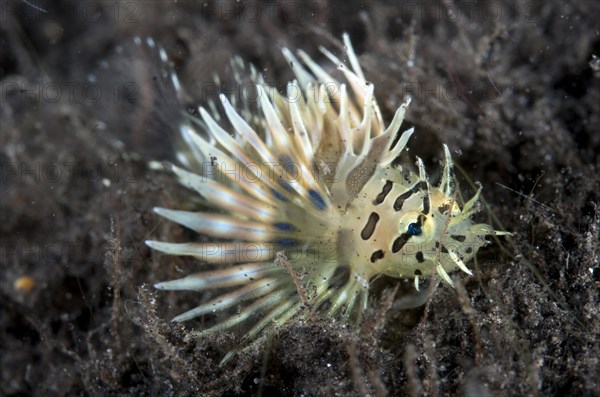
145, 34, 507, 345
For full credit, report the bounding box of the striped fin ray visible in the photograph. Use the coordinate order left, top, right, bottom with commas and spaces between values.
171, 277, 288, 322
436, 264, 454, 286
192, 289, 293, 338
378, 97, 413, 166
447, 249, 473, 276
284, 85, 330, 194
439, 144, 455, 196
342, 33, 366, 81
318, 47, 363, 126
199, 261, 358, 341
281, 47, 315, 91
243, 297, 299, 341
222, 89, 333, 216
145, 241, 275, 264
181, 120, 323, 215
204, 55, 265, 136
197, 102, 328, 213
287, 81, 316, 165
256, 84, 322, 201
288, 38, 379, 159
152, 208, 297, 242
332, 82, 375, 162
221, 93, 277, 164
169, 164, 277, 222
329, 83, 377, 207
257, 83, 293, 152
296, 49, 337, 86
318, 41, 384, 135
178, 124, 212, 167
468, 223, 512, 237
179, 124, 275, 202
198, 106, 254, 164
336, 63, 381, 130
295, 47, 362, 127
379, 126, 415, 168
416, 157, 433, 215
154, 263, 278, 291
198, 102, 279, 175
340, 31, 385, 132
257, 86, 331, 210
285, 41, 400, 208
337, 83, 351, 129
243, 272, 354, 342
325, 280, 363, 318
448, 186, 483, 226
354, 83, 375, 157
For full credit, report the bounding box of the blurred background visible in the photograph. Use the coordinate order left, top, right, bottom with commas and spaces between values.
1, 1, 598, 395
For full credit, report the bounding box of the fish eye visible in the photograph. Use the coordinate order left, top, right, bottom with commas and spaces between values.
407, 222, 422, 236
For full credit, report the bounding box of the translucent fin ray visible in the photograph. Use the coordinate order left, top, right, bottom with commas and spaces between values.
145, 241, 275, 264
154, 263, 275, 291
171, 277, 286, 322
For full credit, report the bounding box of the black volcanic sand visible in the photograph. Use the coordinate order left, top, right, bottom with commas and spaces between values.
1, 1, 598, 396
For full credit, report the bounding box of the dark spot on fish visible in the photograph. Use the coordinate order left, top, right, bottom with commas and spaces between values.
393, 191, 412, 211
415, 251, 424, 263
370, 250, 385, 263
271, 188, 286, 201
281, 154, 295, 171
392, 234, 408, 253
276, 239, 296, 247
308, 189, 326, 210
438, 204, 450, 214
280, 181, 294, 192
328, 266, 351, 290
274, 222, 295, 232
374, 180, 393, 205
361, 212, 380, 240
451, 235, 466, 242
422, 194, 430, 214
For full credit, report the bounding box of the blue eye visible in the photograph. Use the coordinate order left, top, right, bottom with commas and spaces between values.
407, 222, 422, 236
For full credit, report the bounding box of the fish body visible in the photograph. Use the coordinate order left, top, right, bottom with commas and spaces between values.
145, 34, 506, 342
